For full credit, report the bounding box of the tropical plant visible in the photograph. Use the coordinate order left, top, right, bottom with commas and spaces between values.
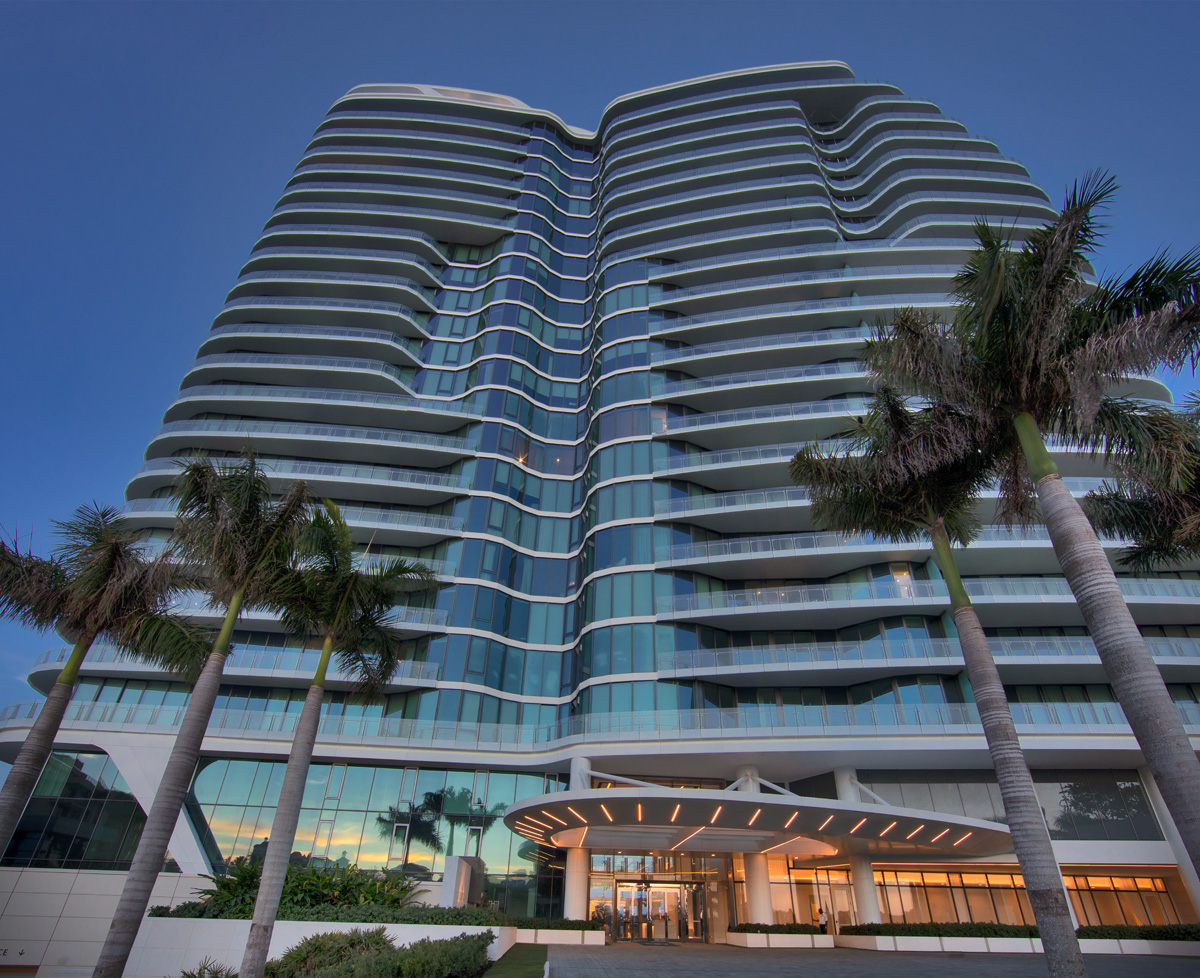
272, 926, 396, 978
1085, 396, 1200, 569
240, 500, 435, 978
790, 392, 1087, 978
0, 503, 207, 855
93, 451, 311, 978
174, 957, 240, 978
863, 171, 1200, 876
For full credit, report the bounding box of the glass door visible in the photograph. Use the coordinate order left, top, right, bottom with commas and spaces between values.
614, 883, 706, 941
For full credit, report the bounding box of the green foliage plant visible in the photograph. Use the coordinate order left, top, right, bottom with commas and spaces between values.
727, 923, 822, 934
396, 932, 494, 978
273, 927, 395, 978
174, 957, 240, 978
1075, 923, 1200, 940
840, 922, 1040, 937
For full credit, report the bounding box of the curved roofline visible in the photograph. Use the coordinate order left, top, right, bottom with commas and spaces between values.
339, 61, 876, 143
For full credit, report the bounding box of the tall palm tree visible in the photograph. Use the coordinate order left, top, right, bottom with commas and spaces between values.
791, 394, 1086, 978
864, 172, 1200, 876
1085, 397, 1200, 569
0, 504, 207, 855
93, 452, 310, 978
239, 500, 434, 978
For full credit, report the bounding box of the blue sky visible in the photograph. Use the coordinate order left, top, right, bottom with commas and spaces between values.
1, 0, 1198, 729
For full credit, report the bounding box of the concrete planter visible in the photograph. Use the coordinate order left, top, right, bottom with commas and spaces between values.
127, 918, 516, 978
725, 931, 769, 947
513, 928, 604, 945
834, 934, 894, 951
1078, 938, 1124, 954
893, 936, 943, 952
986, 937, 1038, 953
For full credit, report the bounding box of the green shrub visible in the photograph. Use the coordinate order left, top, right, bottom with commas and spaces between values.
304, 949, 406, 978
727, 922, 823, 934
272, 927, 395, 978
840, 922, 1040, 938
397, 932, 494, 978
1076, 923, 1200, 941
274, 905, 511, 926
177, 958, 239, 978
544, 919, 604, 931
507, 917, 547, 930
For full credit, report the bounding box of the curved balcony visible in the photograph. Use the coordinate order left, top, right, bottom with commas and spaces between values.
650, 325, 872, 375
197, 323, 424, 368
267, 202, 514, 248
650, 293, 953, 343
240, 245, 442, 284
253, 225, 449, 263
4, 698, 1195, 756
128, 456, 471, 506
28, 644, 442, 695
226, 270, 436, 312
162, 385, 479, 433
653, 635, 1200, 687
656, 576, 1200, 631
181, 352, 415, 397
655, 263, 961, 316
145, 419, 476, 469
656, 397, 872, 449
212, 296, 430, 338
305, 127, 525, 164
654, 524, 1127, 579
654, 361, 870, 410
278, 180, 518, 221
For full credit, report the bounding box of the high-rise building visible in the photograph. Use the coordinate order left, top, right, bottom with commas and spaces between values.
2, 63, 1198, 954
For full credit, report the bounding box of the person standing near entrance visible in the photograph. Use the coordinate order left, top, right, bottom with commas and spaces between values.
818, 907, 829, 934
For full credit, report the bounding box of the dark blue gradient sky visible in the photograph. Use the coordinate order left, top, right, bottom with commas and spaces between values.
1, 0, 1197, 718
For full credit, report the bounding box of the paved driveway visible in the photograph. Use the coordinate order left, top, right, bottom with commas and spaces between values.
548, 943, 1199, 977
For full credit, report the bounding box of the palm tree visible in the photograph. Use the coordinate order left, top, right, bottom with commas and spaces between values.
1085, 397, 1200, 569
0, 504, 207, 855
92, 452, 310, 978
791, 393, 1087, 978
864, 172, 1200, 876
239, 500, 434, 978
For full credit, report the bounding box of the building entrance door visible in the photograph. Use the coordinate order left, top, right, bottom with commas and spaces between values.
614, 882, 706, 941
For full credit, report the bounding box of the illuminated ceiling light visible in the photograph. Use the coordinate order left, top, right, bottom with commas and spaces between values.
880, 821, 897, 837
671, 826, 705, 850
930, 828, 949, 842
671, 804, 681, 822
566, 806, 587, 823
580, 826, 587, 845
953, 832, 972, 846
600, 804, 614, 822
748, 808, 761, 826
905, 824, 924, 839
526, 816, 553, 829
818, 815, 834, 831
784, 811, 798, 828
637, 804, 643, 822
710, 806, 723, 824
850, 818, 867, 834
761, 835, 802, 854
543, 811, 568, 825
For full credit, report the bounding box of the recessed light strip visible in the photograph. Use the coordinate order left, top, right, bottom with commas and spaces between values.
671, 826, 705, 850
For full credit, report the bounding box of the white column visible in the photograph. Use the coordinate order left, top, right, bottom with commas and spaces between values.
569, 755, 592, 791
849, 852, 881, 924
564, 846, 591, 920
834, 766, 881, 924
1139, 764, 1200, 915
743, 851, 774, 924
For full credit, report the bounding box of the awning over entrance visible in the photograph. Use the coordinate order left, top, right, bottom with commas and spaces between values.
505, 786, 1012, 858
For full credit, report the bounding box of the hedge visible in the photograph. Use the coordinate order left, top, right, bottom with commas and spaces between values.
150, 903, 511, 926
727, 923, 823, 934
260, 928, 494, 978
840, 922, 1040, 938
1076, 923, 1200, 941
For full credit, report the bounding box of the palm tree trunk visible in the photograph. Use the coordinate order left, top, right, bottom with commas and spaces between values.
930, 523, 1086, 978
239, 635, 332, 978
1014, 412, 1200, 877
0, 636, 93, 854
91, 587, 244, 978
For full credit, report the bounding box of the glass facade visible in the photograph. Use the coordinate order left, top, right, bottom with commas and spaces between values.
186, 759, 566, 917
1, 751, 150, 871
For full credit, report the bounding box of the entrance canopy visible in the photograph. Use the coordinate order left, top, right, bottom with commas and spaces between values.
505, 787, 1012, 859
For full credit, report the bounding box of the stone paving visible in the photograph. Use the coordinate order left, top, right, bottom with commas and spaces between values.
548, 943, 1200, 977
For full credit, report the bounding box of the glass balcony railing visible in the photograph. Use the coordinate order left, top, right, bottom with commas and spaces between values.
231, 269, 436, 302
5, 698, 1196, 748
186, 353, 415, 391
660, 398, 872, 434
170, 384, 482, 418
203, 323, 425, 359
659, 262, 961, 304
656, 361, 868, 398
269, 201, 517, 233
649, 326, 872, 366
657, 442, 805, 473
658, 577, 1200, 616
216, 295, 430, 329
244, 245, 442, 279
651, 293, 953, 336
133, 457, 471, 496
254, 225, 449, 260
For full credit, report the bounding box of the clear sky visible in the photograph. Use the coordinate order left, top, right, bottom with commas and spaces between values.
1, 0, 1198, 728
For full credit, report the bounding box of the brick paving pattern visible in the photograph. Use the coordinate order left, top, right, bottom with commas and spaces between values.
548, 943, 1198, 978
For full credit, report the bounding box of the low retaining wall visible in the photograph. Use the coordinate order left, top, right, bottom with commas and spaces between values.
513, 929, 605, 945
725, 932, 834, 948
127, 919, 517, 978
834, 933, 1200, 955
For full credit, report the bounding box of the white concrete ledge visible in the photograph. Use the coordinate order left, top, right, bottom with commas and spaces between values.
834, 934, 1200, 955
725, 931, 834, 948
